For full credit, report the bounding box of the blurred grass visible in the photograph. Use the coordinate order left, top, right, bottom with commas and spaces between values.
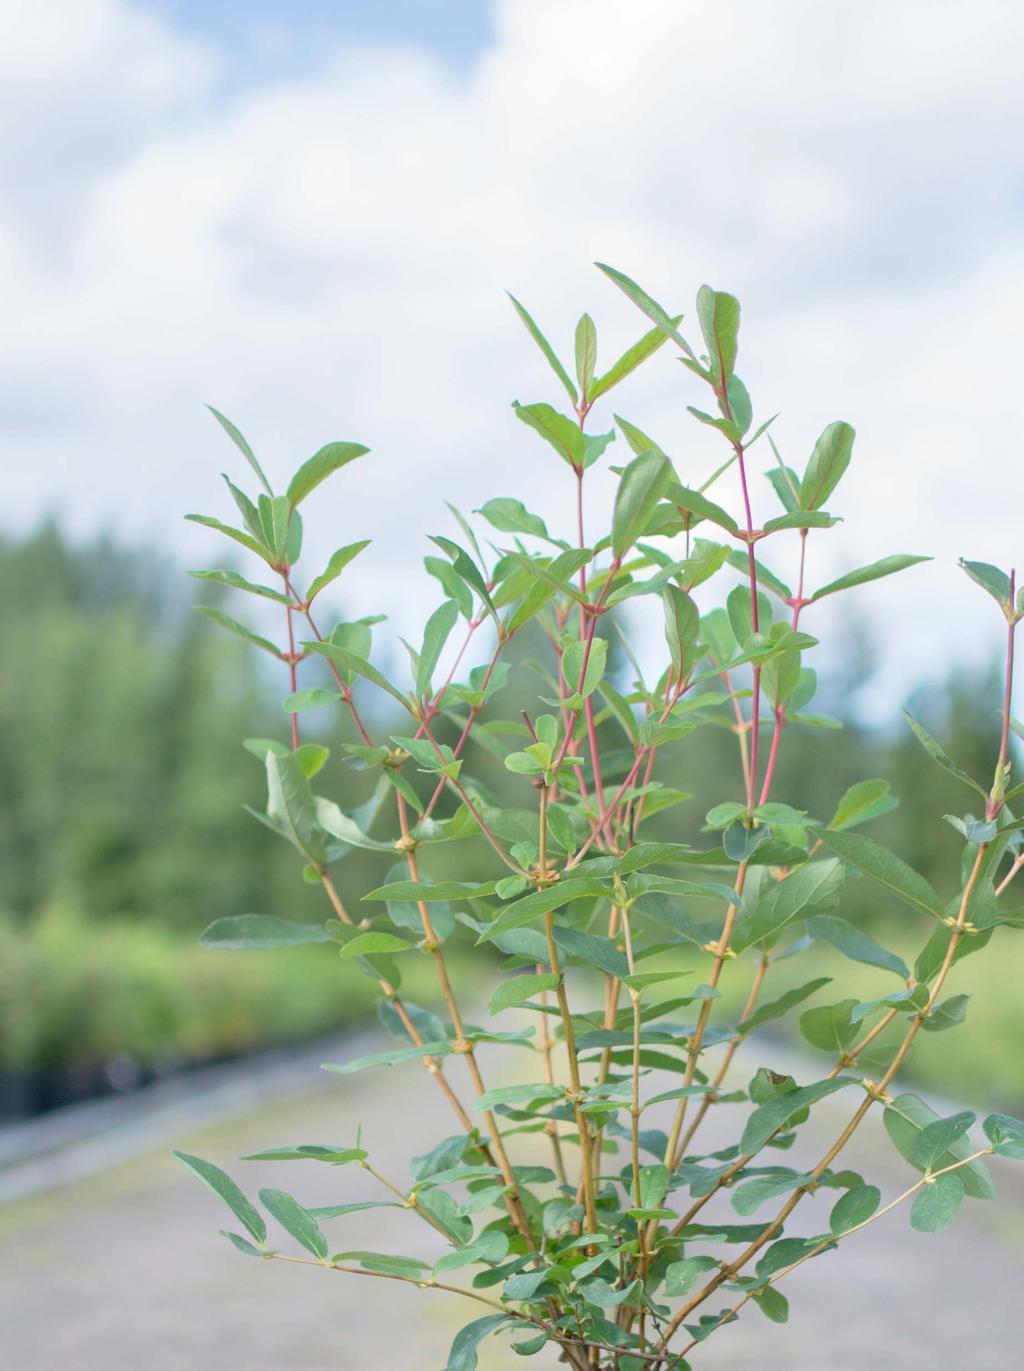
0, 904, 450, 1082
639, 925, 1024, 1110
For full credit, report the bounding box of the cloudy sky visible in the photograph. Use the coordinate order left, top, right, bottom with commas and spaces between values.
4, 0, 1024, 707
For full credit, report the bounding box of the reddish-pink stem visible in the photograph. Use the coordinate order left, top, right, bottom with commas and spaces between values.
735, 447, 762, 809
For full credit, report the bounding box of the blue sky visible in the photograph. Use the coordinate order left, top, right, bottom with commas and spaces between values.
151, 0, 493, 75
2, 0, 1024, 702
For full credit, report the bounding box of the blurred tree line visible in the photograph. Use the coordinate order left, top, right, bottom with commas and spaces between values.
0, 523, 1007, 1109
0, 521, 308, 927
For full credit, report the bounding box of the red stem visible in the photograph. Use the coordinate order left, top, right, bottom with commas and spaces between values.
992, 567, 1017, 818
757, 530, 809, 806
736, 447, 762, 809
282, 568, 300, 750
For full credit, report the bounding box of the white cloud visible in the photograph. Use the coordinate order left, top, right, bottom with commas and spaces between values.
3, 0, 1023, 702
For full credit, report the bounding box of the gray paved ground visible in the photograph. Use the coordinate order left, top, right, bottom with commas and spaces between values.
1, 1037, 1022, 1370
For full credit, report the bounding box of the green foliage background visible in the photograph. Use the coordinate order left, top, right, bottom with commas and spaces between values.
0, 520, 1015, 1103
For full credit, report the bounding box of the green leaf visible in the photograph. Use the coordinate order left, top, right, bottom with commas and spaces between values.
316, 800, 394, 851
767, 500, 843, 530
883, 1094, 995, 1198
594, 263, 693, 357
922, 992, 970, 1032
732, 858, 845, 952
910, 1173, 965, 1233
511, 1332, 549, 1356
473, 1082, 564, 1112
416, 599, 459, 699
322, 1041, 452, 1075
983, 1112, 1024, 1158
243, 1146, 367, 1166
740, 1077, 856, 1154
307, 1203, 396, 1222
914, 924, 992, 984
912, 1111, 976, 1170
755, 1236, 824, 1279
575, 313, 597, 395
799, 421, 854, 510
220, 471, 265, 544
220, 1230, 268, 1258
417, 1187, 473, 1244
338, 932, 415, 960
266, 751, 327, 865
590, 321, 677, 402
444, 1314, 512, 1371
476, 497, 552, 542
297, 744, 331, 778
727, 585, 772, 646
725, 549, 792, 601
828, 779, 899, 832
194, 606, 282, 658
731, 1170, 811, 1216
259, 1188, 328, 1259
434, 1230, 510, 1275
286, 442, 368, 508
364, 879, 497, 902
812, 555, 930, 602
829, 1183, 880, 1234
687, 404, 741, 443
185, 513, 274, 566
173, 1151, 266, 1244
612, 450, 673, 558
284, 688, 340, 713
662, 585, 700, 675
959, 559, 1012, 611
504, 548, 593, 631
257, 494, 292, 560
206, 405, 273, 495
798, 999, 860, 1054
489, 972, 560, 1014
512, 401, 584, 470
552, 925, 629, 979
506, 548, 589, 609
664, 1256, 719, 1297
819, 830, 944, 918
752, 1285, 790, 1324
200, 915, 333, 950
479, 879, 609, 939
696, 284, 740, 384
333, 1249, 430, 1276
507, 294, 577, 404
806, 915, 909, 979
666, 482, 739, 535
739, 977, 833, 1034
614, 413, 666, 457
189, 568, 292, 605
306, 540, 371, 604
429, 536, 496, 617
562, 637, 607, 700
903, 709, 987, 797
304, 640, 410, 708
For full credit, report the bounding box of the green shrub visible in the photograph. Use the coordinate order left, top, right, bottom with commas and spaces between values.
0, 905, 387, 1077
178, 267, 1024, 1369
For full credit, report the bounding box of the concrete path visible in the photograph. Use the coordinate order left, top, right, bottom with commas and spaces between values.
1, 1033, 1022, 1370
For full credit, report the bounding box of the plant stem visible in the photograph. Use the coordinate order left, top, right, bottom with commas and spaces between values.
319, 871, 480, 1135
544, 908, 598, 1238
660, 837, 992, 1343
661, 864, 748, 1172
395, 792, 535, 1248
664, 1147, 994, 1367
417, 712, 527, 874
282, 576, 301, 750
